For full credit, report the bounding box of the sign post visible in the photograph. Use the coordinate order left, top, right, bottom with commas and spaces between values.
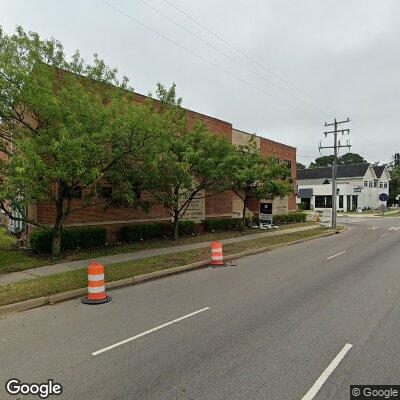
259, 203, 273, 226
378, 193, 389, 215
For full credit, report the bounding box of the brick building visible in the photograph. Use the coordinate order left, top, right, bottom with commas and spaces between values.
2, 91, 297, 241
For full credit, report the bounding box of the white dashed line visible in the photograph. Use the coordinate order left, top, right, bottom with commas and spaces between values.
326, 251, 347, 260
301, 343, 353, 400
92, 307, 210, 356
380, 233, 389, 238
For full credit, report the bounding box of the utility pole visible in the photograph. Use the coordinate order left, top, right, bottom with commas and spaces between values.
319, 118, 351, 229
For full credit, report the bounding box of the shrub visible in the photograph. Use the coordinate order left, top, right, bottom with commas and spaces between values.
120, 220, 196, 242
29, 227, 107, 254
272, 212, 307, 225
203, 218, 244, 232
28, 229, 52, 254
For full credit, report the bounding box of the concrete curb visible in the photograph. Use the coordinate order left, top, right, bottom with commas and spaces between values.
0, 229, 337, 317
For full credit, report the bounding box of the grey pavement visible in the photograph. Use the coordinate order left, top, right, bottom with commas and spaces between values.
1, 216, 400, 399
0, 224, 318, 286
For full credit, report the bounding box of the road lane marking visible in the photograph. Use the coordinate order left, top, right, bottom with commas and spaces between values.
301, 343, 353, 400
92, 307, 210, 356
380, 233, 389, 238
326, 251, 347, 260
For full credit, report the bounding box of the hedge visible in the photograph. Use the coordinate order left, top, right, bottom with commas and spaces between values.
272, 212, 307, 225
120, 220, 196, 242
29, 227, 107, 254
203, 218, 244, 232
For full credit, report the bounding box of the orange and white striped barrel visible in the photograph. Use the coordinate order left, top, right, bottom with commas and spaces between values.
210, 241, 225, 266
81, 262, 111, 304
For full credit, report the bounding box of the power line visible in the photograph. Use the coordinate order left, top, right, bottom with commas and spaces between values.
100, 0, 323, 120
161, 0, 339, 118
137, 0, 329, 119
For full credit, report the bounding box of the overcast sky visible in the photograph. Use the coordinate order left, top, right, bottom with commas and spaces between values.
1, 0, 399, 165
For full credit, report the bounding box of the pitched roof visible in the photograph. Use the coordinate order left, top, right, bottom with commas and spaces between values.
297, 163, 370, 180
373, 165, 385, 178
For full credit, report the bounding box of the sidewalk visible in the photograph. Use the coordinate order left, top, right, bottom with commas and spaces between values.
0, 225, 319, 286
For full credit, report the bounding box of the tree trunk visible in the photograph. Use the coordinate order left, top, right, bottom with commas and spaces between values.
173, 210, 179, 241
242, 198, 247, 230
51, 224, 62, 260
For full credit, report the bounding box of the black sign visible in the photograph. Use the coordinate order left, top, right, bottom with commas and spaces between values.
260, 203, 272, 214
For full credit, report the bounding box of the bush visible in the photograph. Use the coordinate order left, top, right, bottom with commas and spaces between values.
272, 212, 307, 225
28, 229, 52, 254
203, 218, 244, 232
120, 220, 196, 242
29, 227, 107, 254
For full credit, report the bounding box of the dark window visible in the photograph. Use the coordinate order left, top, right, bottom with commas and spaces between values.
283, 159, 292, 169
315, 195, 332, 208
339, 195, 343, 208
99, 187, 113, 198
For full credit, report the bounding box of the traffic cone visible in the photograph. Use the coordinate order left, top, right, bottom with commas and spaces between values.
81, 262, 111, 304
210, 241, 225, 267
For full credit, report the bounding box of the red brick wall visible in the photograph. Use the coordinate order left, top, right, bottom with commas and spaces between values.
32, 93, 233, 238
259, 137, 297, 211
26, 89, 297, 239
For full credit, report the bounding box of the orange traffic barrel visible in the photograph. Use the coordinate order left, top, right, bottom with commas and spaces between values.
210, 241, 225, 267
81, 262, 111, 304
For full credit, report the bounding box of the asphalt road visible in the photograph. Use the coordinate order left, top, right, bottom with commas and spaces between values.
1, 216, 400, 400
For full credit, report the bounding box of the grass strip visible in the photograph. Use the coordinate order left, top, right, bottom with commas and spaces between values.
0, 222, 314, 275
0, 227, 329, 307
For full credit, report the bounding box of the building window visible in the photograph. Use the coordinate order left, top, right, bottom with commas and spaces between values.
283, 160, 292, 169
379, 182, 383, 188
315, 195, 332, 208
368, 181, 373, 187
364, 181, 368, 187
339, 195, 343, 209
384, 182, 388, 188
374, 180, 377, 187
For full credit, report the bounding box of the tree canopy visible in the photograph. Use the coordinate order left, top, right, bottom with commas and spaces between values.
0, 26, 156, 258
226, 139, 293, 227
309, 153, 367, 168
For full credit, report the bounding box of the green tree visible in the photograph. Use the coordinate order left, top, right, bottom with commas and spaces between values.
339, 152, 367, 165
137, 83, 233, 240
297, 162, 306, 169
388, 163, 400, 206
309, 153, 367, 168
227, 139, 293, 228
309, 155, 335, 168
0, 26, 154, 258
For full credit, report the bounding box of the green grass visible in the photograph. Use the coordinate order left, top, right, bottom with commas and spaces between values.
0, 228, 50, 275
0, 226, 330, 307
0, 222, 314, 275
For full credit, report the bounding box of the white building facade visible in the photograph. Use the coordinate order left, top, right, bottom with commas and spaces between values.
297, 164, 391, 212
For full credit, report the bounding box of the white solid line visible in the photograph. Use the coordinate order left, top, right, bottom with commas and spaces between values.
380, 233, 389, 238
92, 307, 210, 356
326, 251, 347, 260
301, 343, 353, 400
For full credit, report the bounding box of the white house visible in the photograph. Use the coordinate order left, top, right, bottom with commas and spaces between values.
297, 163, 391, 211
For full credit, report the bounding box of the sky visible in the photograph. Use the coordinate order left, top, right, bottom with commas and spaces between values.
1, 0, 399, 165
